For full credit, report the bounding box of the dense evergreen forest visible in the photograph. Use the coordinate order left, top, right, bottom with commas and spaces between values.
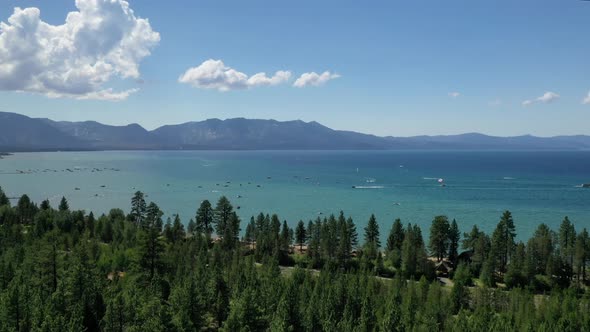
0, 186, 589, 331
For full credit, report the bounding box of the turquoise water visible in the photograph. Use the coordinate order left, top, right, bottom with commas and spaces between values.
1, 150, 589, 240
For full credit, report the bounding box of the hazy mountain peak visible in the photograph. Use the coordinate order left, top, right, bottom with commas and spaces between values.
1, 111, 589, 151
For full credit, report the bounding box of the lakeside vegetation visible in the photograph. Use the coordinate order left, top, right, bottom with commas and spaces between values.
0, 186, 589, 331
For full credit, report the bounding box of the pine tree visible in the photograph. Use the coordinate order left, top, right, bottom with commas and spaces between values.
337, 217, 352, 266
429, 215, 450, 262
448, 219, 461, 264
574, 228, 589, 284
386, 218, 404, 252
347, 217, 358, 250
221, 212, 240, 250
244, 217, 256, 242
386, 219, 404, 269
86, 212, 95, 236
130, 191, 146, 225
528, 223, 553, 275
214, 196, 233, 237
187, 218, 196, 235
491, 211, 516, 273
401, 223, 417, 278
364, 214, 380, 246
363, 214, 380, 261
559, 216, 576, 280
17, 194, 37, 224
169, 279, 204, 330
138, 204, 164, 280
58, 196, 69, 212
295, 220, 307, 252
480, 257, 496, 287
221, 288, 261, 331
172, 214, 185, 243
381, 293, 402, 332
0, 186, 9, 206
40, 199, 51, 211
462, 225, 481, 251
358, 294, 376, 332
280, 220, 291, 252
195, 199, 214, 235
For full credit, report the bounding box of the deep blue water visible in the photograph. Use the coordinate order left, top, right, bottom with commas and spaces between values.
1, 150, 589, 241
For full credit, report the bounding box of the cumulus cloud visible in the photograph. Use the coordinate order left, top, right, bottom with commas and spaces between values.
522, 91, 560, 106
178, 59, 291, 91
537, 91, 560, 103
0, 0, 160, 101
293, 71, 340, 88
582, 91, 590, 105
448, 92, 460, 98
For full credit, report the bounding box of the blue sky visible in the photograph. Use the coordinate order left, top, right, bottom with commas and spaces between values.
0, 0, 589, 136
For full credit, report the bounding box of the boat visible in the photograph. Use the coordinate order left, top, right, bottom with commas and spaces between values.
582, 184, 590, 188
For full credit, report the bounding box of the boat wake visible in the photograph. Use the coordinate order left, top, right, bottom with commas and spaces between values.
352, 185, 385, 189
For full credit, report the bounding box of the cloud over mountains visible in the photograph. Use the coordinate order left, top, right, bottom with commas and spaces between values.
522, 91, 560, 106
179, 60, 340, 91
178, 59, 292, 91
293, 71, 341, 88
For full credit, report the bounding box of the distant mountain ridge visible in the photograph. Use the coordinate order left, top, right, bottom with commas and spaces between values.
0, 111, 589, 151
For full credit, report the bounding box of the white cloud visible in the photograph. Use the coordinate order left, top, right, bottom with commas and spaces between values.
537, 91, 560, 103
582, 91, 590, 105
75, 88, 139, 101
489, 99, 502, 106
0, 1, 159, 101
448, 92, 460, 98
522, 91, 560, 106
179, 59, 291, 91
293, 71, 340, 88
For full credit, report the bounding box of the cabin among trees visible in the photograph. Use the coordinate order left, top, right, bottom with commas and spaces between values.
435, 260, 454, 277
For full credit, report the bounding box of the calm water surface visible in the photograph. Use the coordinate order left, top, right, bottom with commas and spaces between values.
1, 150, 589, 240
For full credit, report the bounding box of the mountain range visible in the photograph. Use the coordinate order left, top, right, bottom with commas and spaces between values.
1, 111, 589, 151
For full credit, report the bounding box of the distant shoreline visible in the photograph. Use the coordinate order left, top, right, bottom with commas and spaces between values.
2, 111, 590, 152
2, 148, 590, 154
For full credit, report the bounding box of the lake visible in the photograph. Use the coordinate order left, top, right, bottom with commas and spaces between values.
1, 150, 589, 241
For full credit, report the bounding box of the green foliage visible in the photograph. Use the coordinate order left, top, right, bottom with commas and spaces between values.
58, 197, 69, 212
0, 186, 9, 207
429, 215, 450, 262
448, 219, 461, 264
559, 216, 576, 280
0, 192, 587, 332
130, 191, 146, 225
363, 214, 380, 261
196, 199, 214, 236
450, 269, 470, 314
491, 210, 516, 273
295, 220, 306, 251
